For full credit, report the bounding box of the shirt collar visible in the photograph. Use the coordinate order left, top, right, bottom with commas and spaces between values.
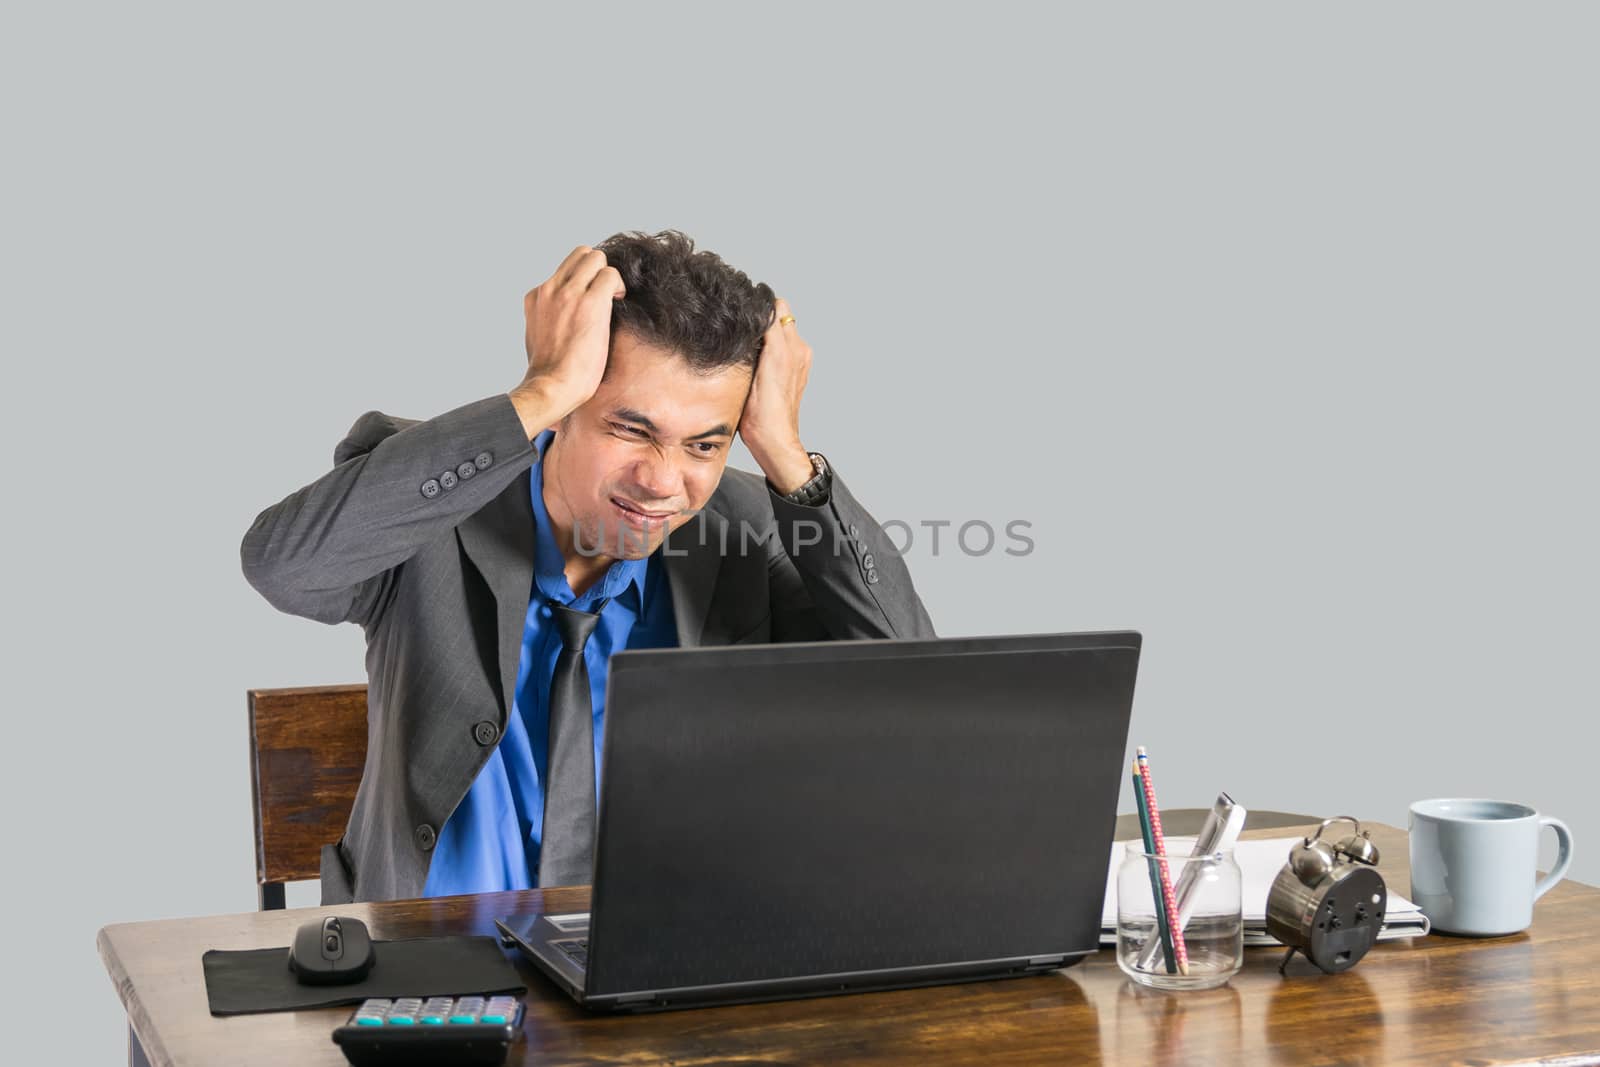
528, 428, 650, 611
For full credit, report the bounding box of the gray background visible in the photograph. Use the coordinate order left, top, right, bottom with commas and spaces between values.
3, 2, 1595, 1061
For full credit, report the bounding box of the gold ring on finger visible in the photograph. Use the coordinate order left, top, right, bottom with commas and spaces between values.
779, 315, 797, 326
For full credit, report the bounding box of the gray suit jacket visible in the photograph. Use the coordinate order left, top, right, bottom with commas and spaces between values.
241, 392, 936, 902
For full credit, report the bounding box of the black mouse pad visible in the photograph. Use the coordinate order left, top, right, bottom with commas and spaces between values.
202, 936, 527, 1015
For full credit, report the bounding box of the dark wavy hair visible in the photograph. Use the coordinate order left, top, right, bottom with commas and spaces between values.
595, 229, 776, 373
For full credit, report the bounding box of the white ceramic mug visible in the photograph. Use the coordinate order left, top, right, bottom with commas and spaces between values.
1409, 798, 1574, 936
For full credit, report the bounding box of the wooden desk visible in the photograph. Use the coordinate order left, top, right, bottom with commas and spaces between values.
98, 823, 1600, 1066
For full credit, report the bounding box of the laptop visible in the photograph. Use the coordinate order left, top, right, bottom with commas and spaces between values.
495, 630, 1141, 1012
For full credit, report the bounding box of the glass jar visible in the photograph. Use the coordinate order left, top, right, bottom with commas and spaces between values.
1116, 843, 1243, 990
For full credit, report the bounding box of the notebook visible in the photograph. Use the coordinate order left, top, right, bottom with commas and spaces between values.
1099, 836, 1432, 946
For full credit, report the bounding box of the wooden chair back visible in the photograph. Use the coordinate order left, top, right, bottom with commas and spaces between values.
247, 684, 368, 909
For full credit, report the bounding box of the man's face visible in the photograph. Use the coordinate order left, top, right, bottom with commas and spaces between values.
542, 331, 752, 560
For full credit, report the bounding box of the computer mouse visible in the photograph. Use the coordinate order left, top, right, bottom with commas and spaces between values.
287, 915, 375, 985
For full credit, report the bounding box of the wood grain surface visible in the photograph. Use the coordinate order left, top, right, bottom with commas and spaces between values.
98, 822, 1600, 1067
248, 685, 367, 885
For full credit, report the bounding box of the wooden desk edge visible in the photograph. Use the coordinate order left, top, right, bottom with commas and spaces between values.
98, 922, 171, 1067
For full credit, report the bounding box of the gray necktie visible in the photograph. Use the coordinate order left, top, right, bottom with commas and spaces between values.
538, 598, 608, 887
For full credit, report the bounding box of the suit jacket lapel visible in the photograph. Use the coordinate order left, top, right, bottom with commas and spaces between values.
456, 478, 535, 723
664, 506, 726, 648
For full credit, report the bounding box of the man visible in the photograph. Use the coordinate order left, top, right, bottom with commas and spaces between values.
242, 230, 936, 903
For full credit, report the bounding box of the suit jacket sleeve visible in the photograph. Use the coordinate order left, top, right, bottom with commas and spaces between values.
766, 466, 936, 641
240, 393, 536, 628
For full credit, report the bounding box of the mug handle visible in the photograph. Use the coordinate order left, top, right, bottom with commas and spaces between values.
1533, 816, 1574, 902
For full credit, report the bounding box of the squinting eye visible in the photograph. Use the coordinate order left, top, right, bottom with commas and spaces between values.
694, 442, 719, 455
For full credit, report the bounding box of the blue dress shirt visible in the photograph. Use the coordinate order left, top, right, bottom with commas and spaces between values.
422, 430, 678, 895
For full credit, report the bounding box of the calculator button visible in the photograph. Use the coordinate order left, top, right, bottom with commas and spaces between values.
448, 1013, 479, 1024
354, 1017, 383, 1026
386, 1016, 414, 1025
482, 996, 518, 1024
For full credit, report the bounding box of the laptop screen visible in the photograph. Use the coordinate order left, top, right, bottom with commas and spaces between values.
585, 632, 1141, 996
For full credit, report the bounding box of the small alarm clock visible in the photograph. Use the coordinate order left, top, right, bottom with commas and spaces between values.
1265, 815, 1387, 974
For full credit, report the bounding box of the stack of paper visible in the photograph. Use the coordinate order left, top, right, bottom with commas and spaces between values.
1098, 836, 1431, 946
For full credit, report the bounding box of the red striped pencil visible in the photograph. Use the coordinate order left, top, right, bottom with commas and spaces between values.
1137, 746, 1189, 975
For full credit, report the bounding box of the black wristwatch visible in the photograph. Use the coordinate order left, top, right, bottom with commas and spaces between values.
776, 452, 832, 507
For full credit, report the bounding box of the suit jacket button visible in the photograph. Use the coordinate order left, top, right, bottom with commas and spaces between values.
414, 824, 436, 850
457, 461, 477, 480
850, 525, 860, 538
475, 451, 493, 470
420, 479, 441, 499
866, 569, 880, 584
473, 720, 499, 746
440, 470, 458, 490
862, 553, 875, 568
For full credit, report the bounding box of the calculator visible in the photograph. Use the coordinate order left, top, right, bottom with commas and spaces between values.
330, 995, 523, 1066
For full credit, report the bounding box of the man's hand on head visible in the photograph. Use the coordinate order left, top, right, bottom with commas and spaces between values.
739, 297, 817, 495
508, 246, 626, 440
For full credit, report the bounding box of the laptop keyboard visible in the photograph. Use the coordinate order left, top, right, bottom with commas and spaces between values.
553, 938, 588, 966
